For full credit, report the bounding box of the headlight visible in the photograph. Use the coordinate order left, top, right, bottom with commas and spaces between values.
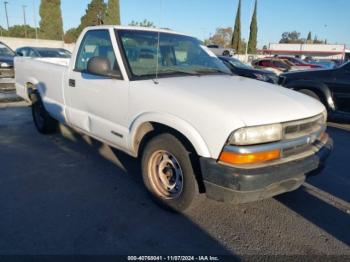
254, 73, 268, 82
229, 124, 283, 146
0, 62, 11, 68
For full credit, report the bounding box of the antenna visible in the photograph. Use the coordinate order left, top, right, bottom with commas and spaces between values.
154, 0, 163, 85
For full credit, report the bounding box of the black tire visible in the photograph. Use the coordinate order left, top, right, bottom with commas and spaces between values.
298, 89, 321, 102
222, 50, 230, 56
31, 93, 58, 134
141, 133, 202, 212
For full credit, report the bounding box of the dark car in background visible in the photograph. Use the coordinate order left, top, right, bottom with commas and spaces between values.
0, 42, 16, 90
219, 56, 278, 83
16, 47, 72, 58
279, 61, 350, 122
304, 57, 338, 69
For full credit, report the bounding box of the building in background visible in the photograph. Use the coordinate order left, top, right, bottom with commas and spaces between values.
261, 43, 346, 60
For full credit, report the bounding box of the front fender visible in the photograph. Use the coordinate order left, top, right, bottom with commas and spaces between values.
128, 112, 211, 158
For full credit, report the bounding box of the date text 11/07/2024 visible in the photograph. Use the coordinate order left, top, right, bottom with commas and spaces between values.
127, 256, 220, 261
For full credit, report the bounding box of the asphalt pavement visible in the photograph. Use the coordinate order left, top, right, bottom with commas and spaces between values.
0, 103, 349, 257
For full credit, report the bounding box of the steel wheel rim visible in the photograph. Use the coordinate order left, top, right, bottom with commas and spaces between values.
148, 150, 184, 200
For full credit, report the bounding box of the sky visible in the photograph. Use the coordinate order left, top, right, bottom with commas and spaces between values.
1, 0, 349, 48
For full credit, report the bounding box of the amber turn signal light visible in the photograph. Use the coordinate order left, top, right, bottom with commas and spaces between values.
219, 149, 281, 165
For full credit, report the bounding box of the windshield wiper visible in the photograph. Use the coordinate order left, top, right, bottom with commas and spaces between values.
195, 68, 233, 75
162, 69, 201, 76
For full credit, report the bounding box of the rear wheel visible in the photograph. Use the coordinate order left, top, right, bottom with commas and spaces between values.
141, 133, 202, 212
298, 89, 321, 101
32, 93, 58, 134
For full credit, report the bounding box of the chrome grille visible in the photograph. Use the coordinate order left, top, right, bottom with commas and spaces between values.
0, 68, 15, 78
282, 114, 326, 140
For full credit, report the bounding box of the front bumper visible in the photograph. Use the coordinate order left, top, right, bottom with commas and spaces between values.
200, 135, 333, 204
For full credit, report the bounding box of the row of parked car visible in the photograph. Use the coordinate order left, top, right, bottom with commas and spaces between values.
0, 41, 71, 90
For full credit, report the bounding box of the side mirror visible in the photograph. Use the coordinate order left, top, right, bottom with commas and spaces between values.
16, 51, 24, 56
87, 56, 122, 79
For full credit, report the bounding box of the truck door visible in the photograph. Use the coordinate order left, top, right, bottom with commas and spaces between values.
65, 29, 129, 149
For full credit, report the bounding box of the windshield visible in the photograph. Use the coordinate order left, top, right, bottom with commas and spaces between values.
341, 61, 350, 70
37, 49, 71, 58
117, 30, 231, 79
282, 60, 295, 66
289, 57, 307, 65
0, 43, 15, 57
227, 58, 252, 69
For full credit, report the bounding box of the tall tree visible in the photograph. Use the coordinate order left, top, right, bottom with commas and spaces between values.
105, 0, 121, 25
231, 0, 242, 53
307, 31, 312, 42
39, 0, 64, 40
77, 0, 106, 35
247, 0, 258, 54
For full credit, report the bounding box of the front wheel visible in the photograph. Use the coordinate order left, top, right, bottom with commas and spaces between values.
222, 50, 230, 56
32, 93, 58, 134
141, 133, 201, 212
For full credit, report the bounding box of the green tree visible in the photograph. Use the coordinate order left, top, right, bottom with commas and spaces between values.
307, 31, 312, 42
206, 27, 233, 48
313, 35, 324, 44
77, 0, 106, 35
129, 19, 155, 28
105, 0, 121, 25
247, 0, 258, 54
39, 0, 64, 40
279, 31, 304, 43
7, 25, 37, 39
0, 26, 8, 37
64, 28, 79, 43
231, 0, 242, 53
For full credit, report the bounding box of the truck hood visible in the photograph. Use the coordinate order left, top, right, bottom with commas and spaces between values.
282, 67, 332, 78
155, 75, 325, 127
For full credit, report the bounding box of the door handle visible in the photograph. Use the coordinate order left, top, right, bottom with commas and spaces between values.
69, 79, 76, 87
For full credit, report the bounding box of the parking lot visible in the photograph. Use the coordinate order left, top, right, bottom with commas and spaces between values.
0, 102, 349, 256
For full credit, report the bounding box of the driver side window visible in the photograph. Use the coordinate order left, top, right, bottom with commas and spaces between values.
75, 30, 120, 74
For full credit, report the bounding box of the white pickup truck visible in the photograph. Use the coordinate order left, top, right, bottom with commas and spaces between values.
15, 26, 332, 212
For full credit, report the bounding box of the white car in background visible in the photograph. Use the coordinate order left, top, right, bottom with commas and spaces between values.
207, 44, 235, 57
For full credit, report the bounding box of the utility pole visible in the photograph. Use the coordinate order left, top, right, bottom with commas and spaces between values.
4, 1, 10, 30
33, 0, 38, 39
23, 5, 27, 38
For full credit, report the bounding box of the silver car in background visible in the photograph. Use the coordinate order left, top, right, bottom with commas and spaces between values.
207, 44, 235, 57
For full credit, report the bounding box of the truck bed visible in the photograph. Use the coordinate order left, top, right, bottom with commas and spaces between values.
15, 57, 70, 123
